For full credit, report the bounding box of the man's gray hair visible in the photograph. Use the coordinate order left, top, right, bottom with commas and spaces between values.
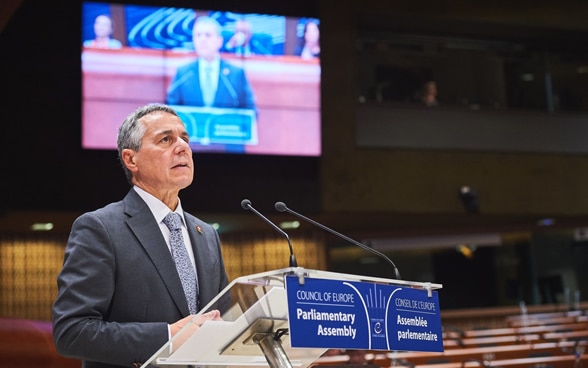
193, 15, 223, 36
117, 103, 179, 184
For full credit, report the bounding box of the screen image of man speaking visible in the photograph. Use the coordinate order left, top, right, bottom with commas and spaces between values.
166, 15, 256, 110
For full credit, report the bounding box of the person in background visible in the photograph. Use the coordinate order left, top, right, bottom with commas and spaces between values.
294, 19, 320, 60
225, 19, 254, 56
83, 14, 123, 49
419, 80, 439, 107
225, 19, 274, 56
167, 16, 256, 109
52, 103, 231, 368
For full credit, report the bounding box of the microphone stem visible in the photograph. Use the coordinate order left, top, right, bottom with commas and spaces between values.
246, 204, 298, 268
285, 208, 401, 279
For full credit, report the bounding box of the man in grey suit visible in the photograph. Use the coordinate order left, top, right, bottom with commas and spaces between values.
52, 103, 231, 368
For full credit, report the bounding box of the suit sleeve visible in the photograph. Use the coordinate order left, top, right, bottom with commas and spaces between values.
52, 212, 169, 367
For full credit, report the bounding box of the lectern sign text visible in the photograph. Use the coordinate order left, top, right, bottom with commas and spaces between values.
285, 276, 443, 352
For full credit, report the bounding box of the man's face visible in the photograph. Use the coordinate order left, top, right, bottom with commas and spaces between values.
305, 22, 320, 44
235, 20, 252, 41
130, 111, 194, 195
94, 15, 113, 38
193, 21, 223, 60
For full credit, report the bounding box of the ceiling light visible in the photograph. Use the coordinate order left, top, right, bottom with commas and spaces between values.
279, 221, 300, 230
31, 223, 54, 231
457, 244, 476, 259
536, 218, 555, 226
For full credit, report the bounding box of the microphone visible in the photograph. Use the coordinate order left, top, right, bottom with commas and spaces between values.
241, 199, 298, 268
275, 201, 401, 280
220, 70, 239, 106
166, 69, 195, 103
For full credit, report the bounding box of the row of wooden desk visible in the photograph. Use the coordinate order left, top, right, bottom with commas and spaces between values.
313, 309, 588, 368
315, 343, 587, 368
444, 320, 588, 339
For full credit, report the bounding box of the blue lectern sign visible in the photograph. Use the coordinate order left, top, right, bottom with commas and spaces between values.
172, 105, 257, 145
285, 275, 443, 352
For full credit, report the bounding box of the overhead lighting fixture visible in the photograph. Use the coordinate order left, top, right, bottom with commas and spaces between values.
459, 185, 479, 214
536, 218, 555, 226
456, 244, 476, 259
279, 221, 300, 230
31, 222, 54, 231
521, 73, 535, 81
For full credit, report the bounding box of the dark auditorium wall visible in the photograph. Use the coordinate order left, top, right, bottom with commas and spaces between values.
315, 0, 588, 309
319, 0, 588, 219
2, 0, 588, 224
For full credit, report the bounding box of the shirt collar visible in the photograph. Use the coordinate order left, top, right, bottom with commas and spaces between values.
199, 57, 220, 72
133, 186, 186, 226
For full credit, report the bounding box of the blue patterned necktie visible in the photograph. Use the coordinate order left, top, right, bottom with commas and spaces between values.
162, 212, 198, 314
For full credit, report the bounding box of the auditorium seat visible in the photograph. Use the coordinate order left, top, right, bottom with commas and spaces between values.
0, 317, 81, 368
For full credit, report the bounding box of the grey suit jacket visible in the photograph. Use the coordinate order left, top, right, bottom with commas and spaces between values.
52, 189, 231, 368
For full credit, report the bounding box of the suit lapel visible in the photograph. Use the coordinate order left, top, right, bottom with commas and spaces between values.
217, 60, 234, 106
184, 215, 217, 305
124, 190, 191, 316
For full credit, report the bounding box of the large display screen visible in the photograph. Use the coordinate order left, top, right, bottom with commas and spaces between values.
82, 2, 321, 155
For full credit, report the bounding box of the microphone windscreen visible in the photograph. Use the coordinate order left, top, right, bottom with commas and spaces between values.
241, 199, 252, 210
274, 202, 287, 212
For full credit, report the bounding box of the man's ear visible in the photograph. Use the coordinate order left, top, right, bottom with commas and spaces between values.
121, 149, 137, 170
